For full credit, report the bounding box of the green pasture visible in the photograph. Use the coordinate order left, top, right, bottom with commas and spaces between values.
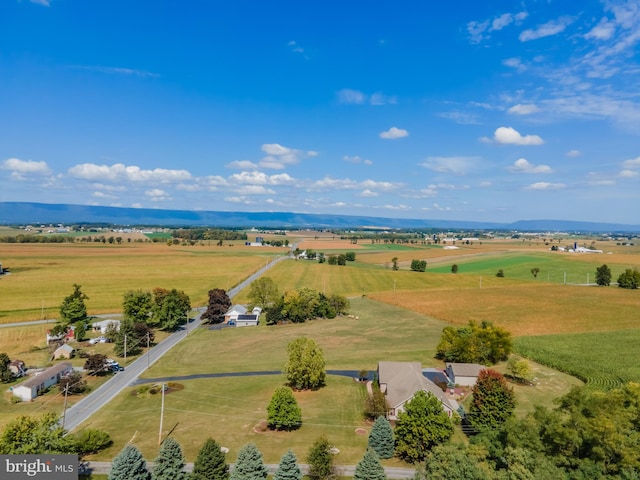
514, 329, 640, 391
427, 252, 630, 284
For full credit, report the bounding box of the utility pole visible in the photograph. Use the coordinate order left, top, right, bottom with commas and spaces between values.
124, 334, 127, 366
479, 276, 482, 289
158, 383, 165, 445
146, 333, 150, 369
62, 384, 69, 429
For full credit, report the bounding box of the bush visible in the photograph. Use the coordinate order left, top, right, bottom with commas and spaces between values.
410, 260, 427, 272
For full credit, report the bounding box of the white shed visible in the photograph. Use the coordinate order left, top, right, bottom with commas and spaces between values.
445, 362, 485, 387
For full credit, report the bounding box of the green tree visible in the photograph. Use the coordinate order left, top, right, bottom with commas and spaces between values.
507, 357, 533, 383
282, 288, 319, 323
415, 444, 489, 480
152, 437, 188, 480
248, 277, 280, 309
337, 254, 347, 266
345, 252, 356, 261
230, 443, 268, 480
367, 416, 394, 459
202, 288, 232, 324
58, 370, 86, 394
70, 428, 113, 457
84, 353, 109, 375
267, 386, 302, 431
273, 449, 302, 480
152, 288, 191, 330
394, 391, 454, 463
468, 369, 516, 432
109, 444, 151, 480
391, 257, 399, 271
191, 438, 229, 480
0, 352, 12, 382
530, 267, 540, 279
123, 290, 153, 323
451, 264, 458, 274
59, 283, 88, 323
307, 436, 335, 480
436, 321, 512, 365
365, 385, 389, 420
617, 268, 640, 289
0, 413, 73, 454
496, 269, 505, 277
283, 337, 326, 390
114, 318, 141, 357
595, 264, 612, 286
354, 448, 386, 480
410, 260, 427, 272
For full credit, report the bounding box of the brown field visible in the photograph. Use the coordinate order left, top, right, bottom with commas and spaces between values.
297, 239, 366, 250
370, 283, 640, 336
0, 243, 286, 323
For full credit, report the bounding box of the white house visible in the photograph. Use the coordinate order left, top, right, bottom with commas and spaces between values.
11, 362, 73, 402
92, 319, 121, 334
224, 305, 247, 323
377, 361, 455, 420
235, 307, 262, 327
445, 362, 485, 387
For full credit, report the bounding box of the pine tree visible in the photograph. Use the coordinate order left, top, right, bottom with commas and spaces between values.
367, 416, 394, 459
192, 438, 229, 480
273, 449, 303, 480
354, 449, 386, 480
109, 444, 151, 480
152, 437, 188, 480
229, 443, 268, 480
267, 387, 302, 431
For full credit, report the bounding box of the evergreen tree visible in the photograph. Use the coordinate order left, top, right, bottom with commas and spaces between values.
152, 437, 188, 480
595, 264, 612, 286
273, 449, 303, 480
59, 283, 88, 323
306, 436, 335, 480
394, 391, 454, 463
109, 444, 151, 480
367, 416, 394, 459
192, 438, 229, 480
354, 449, 386, 480
114, 318, 141, 357
468, 369, 516, 432
230, 443, 268, 480
267, 386, 302, 431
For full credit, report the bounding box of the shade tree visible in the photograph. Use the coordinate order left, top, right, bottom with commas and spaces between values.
283, 337, 326, 390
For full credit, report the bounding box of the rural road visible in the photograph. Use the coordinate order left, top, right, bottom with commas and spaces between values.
82, 461, 416, 479
61, 252, 291, 432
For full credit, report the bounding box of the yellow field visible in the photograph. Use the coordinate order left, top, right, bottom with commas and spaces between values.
0, 243, 287, 323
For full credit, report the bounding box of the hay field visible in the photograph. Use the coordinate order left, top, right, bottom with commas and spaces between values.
370, 283, 640, 336
0, 243, 285, 323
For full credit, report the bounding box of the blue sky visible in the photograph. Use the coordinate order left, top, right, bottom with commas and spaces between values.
1, 0, 639, 224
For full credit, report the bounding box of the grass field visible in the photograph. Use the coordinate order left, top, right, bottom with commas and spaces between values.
514, 330, 640, 391
0, 243, 286, 323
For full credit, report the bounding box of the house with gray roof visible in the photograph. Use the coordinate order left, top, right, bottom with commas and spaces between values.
11, 362, 73, 402
377, 361, 455, 420
445, 362, 485, 387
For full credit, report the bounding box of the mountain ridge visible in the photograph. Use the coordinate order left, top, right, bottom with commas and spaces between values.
0, 202, 638, 233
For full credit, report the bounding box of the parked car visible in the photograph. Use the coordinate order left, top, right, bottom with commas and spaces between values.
88, 336, 107, 345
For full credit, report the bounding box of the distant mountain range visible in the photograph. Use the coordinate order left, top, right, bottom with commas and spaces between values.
0, 202, 638, 233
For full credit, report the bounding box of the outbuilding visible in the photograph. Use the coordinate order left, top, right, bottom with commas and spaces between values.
445, 362, 485, 387
11, 362, 73, 402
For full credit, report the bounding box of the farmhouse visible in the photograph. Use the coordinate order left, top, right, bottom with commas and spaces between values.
52, 344, 75, 360
92, 319, 121, 334
445, 362, 485, 386
224, 305, 261, 327
377, 361, 455, 420
11, 362, 73, 402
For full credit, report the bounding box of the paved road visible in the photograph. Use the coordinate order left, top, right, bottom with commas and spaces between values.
82, 461, 416, 479
132, 370, 369, 385
61, 253, 290, 432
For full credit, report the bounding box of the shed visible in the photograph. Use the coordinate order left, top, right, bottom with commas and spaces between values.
92, 319, 121, 334
11, 362, 73, 402
53, 344, 75, 360
445, 362, 485, 387
9, 359, 26, 378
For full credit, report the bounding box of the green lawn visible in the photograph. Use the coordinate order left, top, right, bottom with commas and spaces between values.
514, 329, 640, 391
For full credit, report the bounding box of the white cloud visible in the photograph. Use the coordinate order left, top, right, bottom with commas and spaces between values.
259, 143, 315, 169
493, 126, 544, 145
2, 158, 52, 179
439, 111, 481, 125
566, 149, 582, 157
502, 57, 527, 73
359, 189, 379, 197
336, 89, 396, 105
420, 156, 480, 175
229, 171, 295, 186
235, 185, 275, 195
467, 11, 528, 43
508, 158, 552, 173
145, 189, 171, 201
92, 191, 117, 199
379, 127, 408, 139
72, 65, 159, 78
343, 155, 372, 165
288, 40, 304, 54
68, 163, 192, 183
226, 160, 258, 170
585, 17, 617, 40
508, 104, 540, 115
622, 156, 640, 169
519, 16, 575, 42
620, 169, 638, 177
526, 182, 566, 190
